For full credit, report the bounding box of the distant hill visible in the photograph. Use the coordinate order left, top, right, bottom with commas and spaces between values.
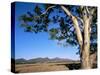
15, 58, 27, 64
15, 57, 76, 64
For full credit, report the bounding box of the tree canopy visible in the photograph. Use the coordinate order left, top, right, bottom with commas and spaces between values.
19, 4, 97, 54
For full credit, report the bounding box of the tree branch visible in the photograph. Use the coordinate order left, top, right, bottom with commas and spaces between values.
90, 8, 96, 16
61, 5, 83, 46
61, 6, 83, 24
61, 6, 73, 17
86, 7, 90, 15
76, 16, 83, 24
88, 8, 96, 27
34, 6, 56, 18
42, 6, 55, 15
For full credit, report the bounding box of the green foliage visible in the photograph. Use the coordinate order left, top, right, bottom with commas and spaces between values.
19, 4, 97, 52
34, 5, 42, 15
25, 26, 33, 32
20, 14, 33, 22
49, 28, 58, 39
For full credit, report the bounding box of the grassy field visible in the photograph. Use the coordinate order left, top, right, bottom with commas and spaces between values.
15, 63, 70, 73
13, 60, 96, 73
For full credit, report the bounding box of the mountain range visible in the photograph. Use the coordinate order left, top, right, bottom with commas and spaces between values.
15, 57, 75, 64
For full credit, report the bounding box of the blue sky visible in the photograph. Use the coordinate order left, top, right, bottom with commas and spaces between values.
15, 2, 79, 60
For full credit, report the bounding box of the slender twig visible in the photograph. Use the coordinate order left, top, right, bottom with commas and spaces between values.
34, 6, 56, 18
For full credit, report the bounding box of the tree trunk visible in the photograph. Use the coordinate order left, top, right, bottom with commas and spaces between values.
81, 46, 91, 69
81, 17, 91, 69
61, 6, 92, 69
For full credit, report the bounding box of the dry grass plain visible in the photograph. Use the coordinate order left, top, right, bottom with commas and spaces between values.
15, 63, 69, 73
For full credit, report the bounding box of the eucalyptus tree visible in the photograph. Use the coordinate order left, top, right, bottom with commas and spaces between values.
19, 3, 97, 69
